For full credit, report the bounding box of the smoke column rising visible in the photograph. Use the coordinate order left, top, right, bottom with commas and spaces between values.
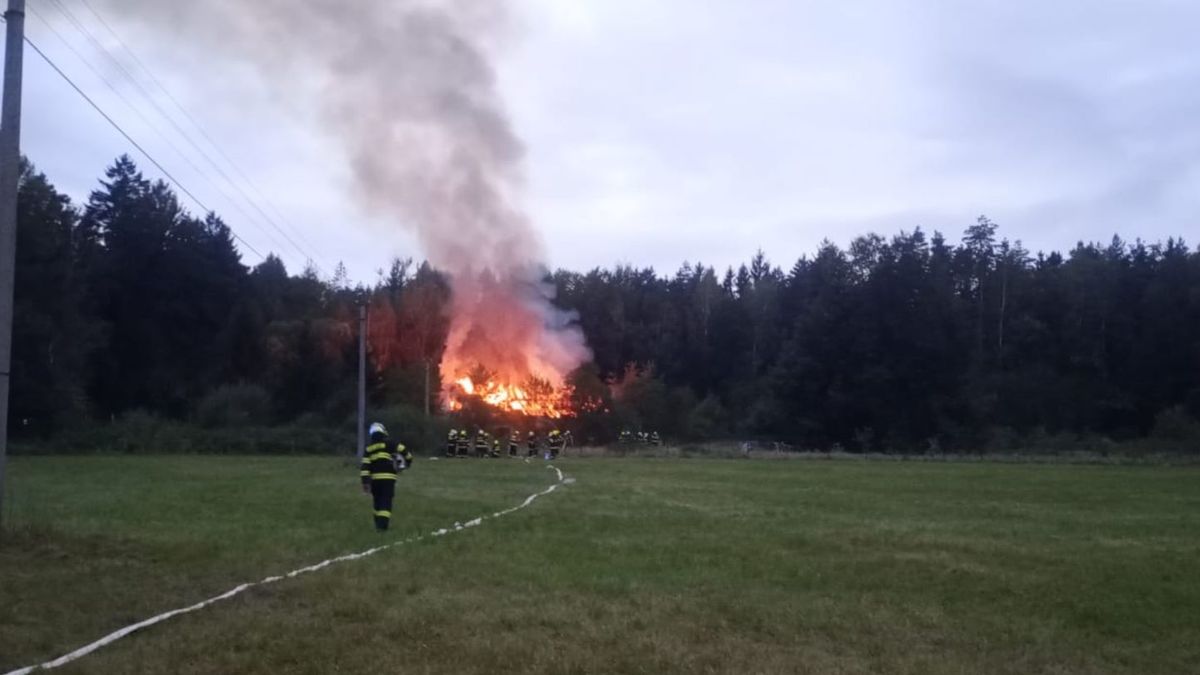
100, 0, 590, 385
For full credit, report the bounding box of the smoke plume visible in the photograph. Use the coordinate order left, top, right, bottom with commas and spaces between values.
101, 0, 590, 386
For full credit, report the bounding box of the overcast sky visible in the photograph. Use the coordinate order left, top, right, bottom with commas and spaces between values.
12, 0, 1200, 283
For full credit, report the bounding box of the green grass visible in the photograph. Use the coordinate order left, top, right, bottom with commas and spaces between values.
2, 456, 1198, 674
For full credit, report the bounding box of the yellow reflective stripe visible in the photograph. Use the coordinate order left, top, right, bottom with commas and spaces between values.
371, 472, 397, 480
366, 443, 387, 452
368, 452, 392, 461
359, 470, 370, 476
374, 510, 391, 518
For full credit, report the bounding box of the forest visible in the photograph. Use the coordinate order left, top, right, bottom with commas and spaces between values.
12, 156, 1200, 453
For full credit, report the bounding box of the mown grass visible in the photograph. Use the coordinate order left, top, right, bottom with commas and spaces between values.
2, 456, 1198, 674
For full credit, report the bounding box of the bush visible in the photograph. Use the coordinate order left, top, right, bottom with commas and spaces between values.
106, 409, 173, 453
686, 395, 729, 440
1151, 407, 1200, 452
195, 384, 272, 428
22, 410, 351, 455
983, 426, 1022, 453
363, 405, 445, 457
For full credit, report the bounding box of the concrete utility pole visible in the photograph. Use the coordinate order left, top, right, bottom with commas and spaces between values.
355, 303, 367, 460
0, 0, 26, 532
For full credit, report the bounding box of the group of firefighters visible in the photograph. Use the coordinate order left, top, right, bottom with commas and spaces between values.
619, 430, 663, 446
358, 422, 573, 532
444, 428, 572, 459
359, 422, 670, 533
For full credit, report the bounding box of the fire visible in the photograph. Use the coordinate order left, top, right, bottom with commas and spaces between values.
437, 269, 589, 420
456, 377, 475, 395
447, 375, 574, 419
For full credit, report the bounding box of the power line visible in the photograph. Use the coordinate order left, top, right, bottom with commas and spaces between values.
28, 0, 287, 260
24, 35, 266, 260
51, 0, 327, 275
31, 0, 296, 263
75, 0, 328, 265
65, 0, 328, 273
27, 4, 218, 184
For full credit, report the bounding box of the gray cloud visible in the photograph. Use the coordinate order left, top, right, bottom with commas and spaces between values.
509, 0, 1200, 269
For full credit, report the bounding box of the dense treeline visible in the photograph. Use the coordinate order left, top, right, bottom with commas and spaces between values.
555, 225, 1200, 451
14, 156, 449, 448
12, 157, 1200, 452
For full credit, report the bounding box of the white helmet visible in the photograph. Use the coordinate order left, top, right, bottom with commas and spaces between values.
368, 422, 388, 437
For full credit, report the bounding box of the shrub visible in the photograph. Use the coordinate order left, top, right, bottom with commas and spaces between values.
363, 404, 444, 457
1151, 407, 1200, 453
983, 426, 1022, 453
195, 384, 272, 428
686, 395, 729, 440
24, 413, 351, 455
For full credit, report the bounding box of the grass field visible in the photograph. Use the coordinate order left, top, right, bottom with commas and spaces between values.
2, 455, 1198, 674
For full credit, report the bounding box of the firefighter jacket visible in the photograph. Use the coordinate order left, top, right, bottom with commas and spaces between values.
360, 437, 413, 486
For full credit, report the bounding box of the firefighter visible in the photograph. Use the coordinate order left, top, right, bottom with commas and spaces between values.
527, 430, 538, 457
456, 429, 470, 457
475, 429, 490, 458
549, 427, 566, 458
650, 431, 662, 446
491, 436, 501, 458
508, 430, 520, 457
446, 428, 458, 457
359, 422, 413, 532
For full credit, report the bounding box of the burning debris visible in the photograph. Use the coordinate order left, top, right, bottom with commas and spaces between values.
440, 272, 587, 418
447, 375, 573, 419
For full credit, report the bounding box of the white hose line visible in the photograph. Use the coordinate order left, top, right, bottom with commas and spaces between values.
4, 464, 568, 675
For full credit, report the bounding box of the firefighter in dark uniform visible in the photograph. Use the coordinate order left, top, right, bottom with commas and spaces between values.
359, 422, 413, 532
446, 429, 458, 457
456, 428, 470, 457
475, 429, 490, 458
508, 431, 520, 457
527, 430, 538, 457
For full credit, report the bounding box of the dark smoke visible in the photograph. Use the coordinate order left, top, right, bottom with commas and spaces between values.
100, 0, 590, 383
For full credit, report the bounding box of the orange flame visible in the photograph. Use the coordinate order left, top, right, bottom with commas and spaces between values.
438, 271, 590, 420
447, 375, 574, 419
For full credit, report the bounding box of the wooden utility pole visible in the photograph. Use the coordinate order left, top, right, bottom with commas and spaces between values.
0, 0, 26, 532
356, 303, 367, 460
